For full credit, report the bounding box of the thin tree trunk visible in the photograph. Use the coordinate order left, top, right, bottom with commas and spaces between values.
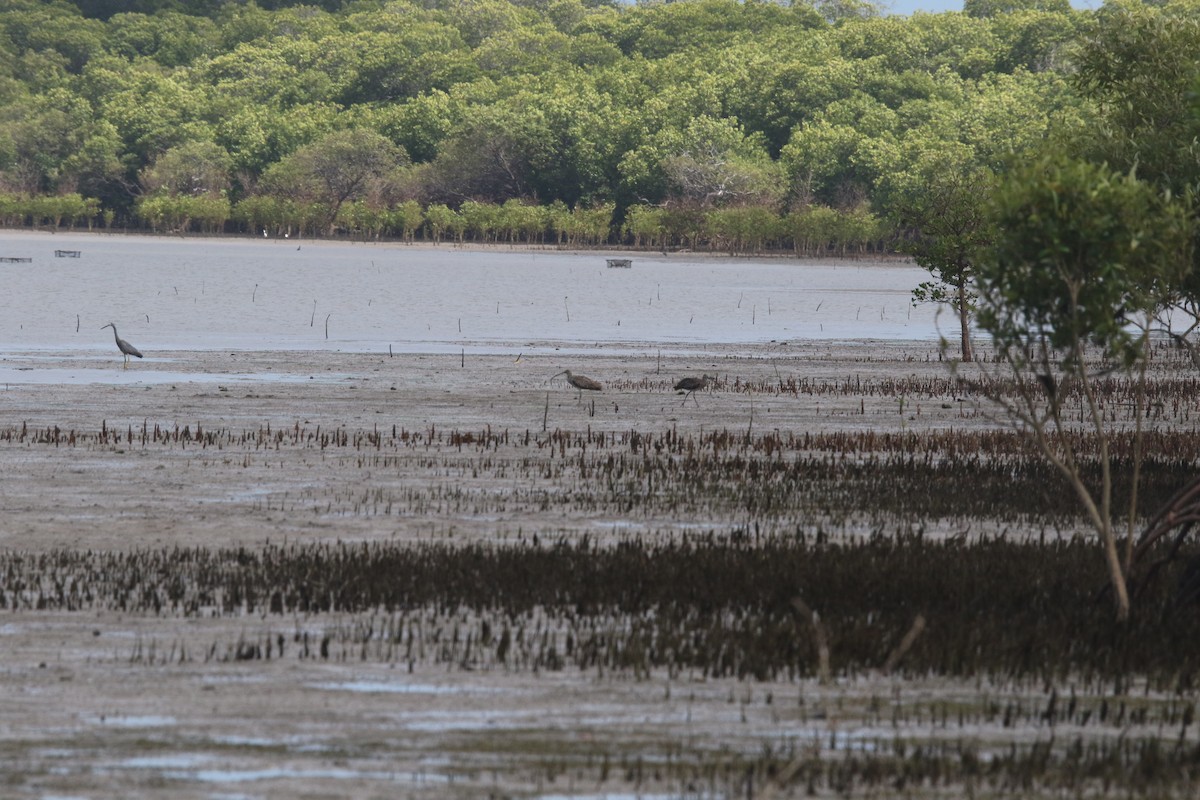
1020, 349, 1130, 622
957, 282, 973, 362
1078, 341, 1131, 621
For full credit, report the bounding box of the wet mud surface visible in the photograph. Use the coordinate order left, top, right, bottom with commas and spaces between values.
2, 342, 1197, 798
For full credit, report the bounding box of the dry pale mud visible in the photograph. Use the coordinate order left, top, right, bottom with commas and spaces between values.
4, 341, 1169, 799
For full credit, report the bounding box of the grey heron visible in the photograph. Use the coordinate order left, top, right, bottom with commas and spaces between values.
674, 374, 714, 405
101, 323, 143, 368
552, 370, 602, 400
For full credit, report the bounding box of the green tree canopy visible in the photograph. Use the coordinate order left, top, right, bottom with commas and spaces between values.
1072, 0, 1200, 196
0, 0, 1109, 232
259, 128, 409, 233
977, 155, 1192, 366
140, 139, 232, 198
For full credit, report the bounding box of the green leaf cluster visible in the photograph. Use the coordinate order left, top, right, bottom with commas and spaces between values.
978, 156, 1192, 366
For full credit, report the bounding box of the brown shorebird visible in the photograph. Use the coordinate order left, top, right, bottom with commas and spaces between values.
552, 370, 602, 401
674, 374, 714, 405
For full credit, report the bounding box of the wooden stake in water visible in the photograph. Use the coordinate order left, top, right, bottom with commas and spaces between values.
310, 300, 316, 326
252, 283, 258, 302
564, 297, 570, 322
324, 314, 330, 340
543, 392, 549, 431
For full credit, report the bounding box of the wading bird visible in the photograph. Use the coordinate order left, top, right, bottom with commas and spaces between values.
101, 323, 143, 368
674, 374, 714, 405
552, 369, 602, 400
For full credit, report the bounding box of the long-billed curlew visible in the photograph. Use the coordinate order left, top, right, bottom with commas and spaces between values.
674, 374, 714, 405
552, 370, 602, 401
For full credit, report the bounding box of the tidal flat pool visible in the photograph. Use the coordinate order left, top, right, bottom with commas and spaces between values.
0, 231, 938, 356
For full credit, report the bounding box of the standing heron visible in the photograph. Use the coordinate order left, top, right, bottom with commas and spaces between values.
552, 369, 602, 401
101, 323, 143, 368
674, 374, 714, 405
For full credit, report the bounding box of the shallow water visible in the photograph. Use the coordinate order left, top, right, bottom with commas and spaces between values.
1, 231, 939, 355
0, 364, 348, 386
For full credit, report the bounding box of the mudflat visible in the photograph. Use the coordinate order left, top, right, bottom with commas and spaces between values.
5, 340, 1190, 799
0, 340, 972, 552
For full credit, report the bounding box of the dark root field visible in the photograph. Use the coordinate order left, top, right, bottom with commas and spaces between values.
4, 342, 1200, 798
7, 535, 1200, 684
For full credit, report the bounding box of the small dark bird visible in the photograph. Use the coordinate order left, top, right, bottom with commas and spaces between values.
552, 369, 602, 400
101, 322, 143, 369
674, 374, 714, 405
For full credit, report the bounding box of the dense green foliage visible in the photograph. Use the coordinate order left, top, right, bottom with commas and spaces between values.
0, 0, 1099, 248
973, 0, 1200, 367
979, 155, 1193, 365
